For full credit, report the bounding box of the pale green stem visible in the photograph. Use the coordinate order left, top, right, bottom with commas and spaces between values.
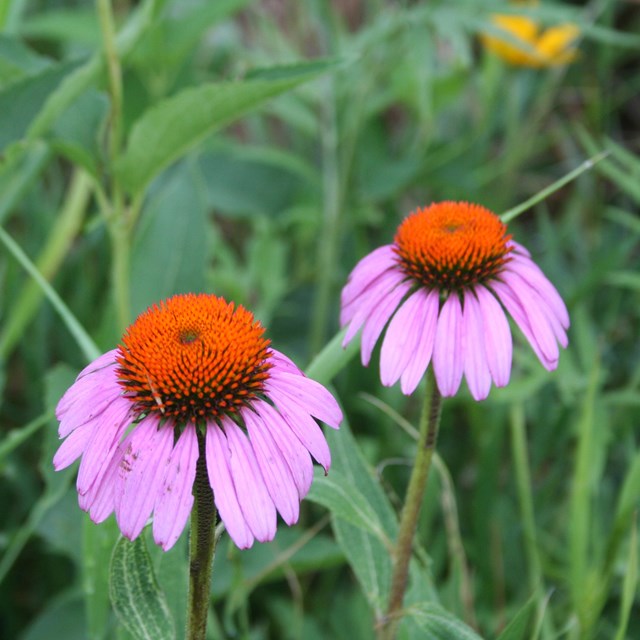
0, 225, 100, 361
97, 0, 123, 162
186, 430, 218, 640
379, 370, 443, 640
509, 404, 543, 593
310, 77, 341, 355
0, 169, 92, 358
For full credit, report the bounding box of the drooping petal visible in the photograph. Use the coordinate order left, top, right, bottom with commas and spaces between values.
380, 288, 432, 388
341, 245, 397, 307
433, 294, 464, 396
267, 348, 303, 375
222, 419, 277, 543
360, 280, 412, 366
399, 289, 440, 395
498, 273, 560, 364
475, 285, 512, 387
461, 292, 492, 401
76, 396, 132, 495
243, 405, 300, 526
342, 269, 407, 341
53, 421, 94, 470
266, 372, 342, 428
153, 424, 199, 551
80, 448, 122, 522
58, 383, 124, 439
205, 423, 254, 550
491, 281, 558, 370
252, 400, 314, 499
506, 254, 569, 328
267, 388, 332, 471
116, 416, 174, 541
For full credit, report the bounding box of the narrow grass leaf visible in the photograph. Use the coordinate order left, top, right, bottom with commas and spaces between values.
0, 225, 100, 361
110, 536, 175, 640
613, 518, 638, 640
495, 596, 537, 640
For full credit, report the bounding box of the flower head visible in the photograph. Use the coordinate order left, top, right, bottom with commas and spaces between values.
54, 294, 342, 551
481, 11, 579, 68
341, 201, 569, 400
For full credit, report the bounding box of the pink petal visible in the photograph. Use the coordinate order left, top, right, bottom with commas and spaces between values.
433, 294, 464, 397
491, 281, 558, 370
360, 280, 412, 366
116, 417, 174, 541
53, 422, 94, 470
252, 400, 314, 499
205, 424, 254, 550
266, 372, 342, 428
507, 255, 570, 328
462, 292, 492, 401
267, 348, 303, 375
57, 373, 123, 437
399, 290, 440, 395
243, 404, 300, 526
341, 245, 397, 307
507, 240, 531, 258
267, 387, 331, 471
475, 285, 512, 387
380, 288, 433, 388
80, 450, 122, 522
499, 273, 560, 364
222, 419, 277, 543
153, 424, 199, 551
341, 269, 407, 341
76, 397, 132, 495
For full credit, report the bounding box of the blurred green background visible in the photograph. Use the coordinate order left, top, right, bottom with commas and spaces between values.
0, 0, 639, 638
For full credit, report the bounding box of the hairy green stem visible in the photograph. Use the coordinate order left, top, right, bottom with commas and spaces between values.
379, 370, 443, 640
186, 430, 218, 640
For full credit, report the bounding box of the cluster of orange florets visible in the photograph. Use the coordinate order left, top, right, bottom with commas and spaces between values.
116, 294, 271, 423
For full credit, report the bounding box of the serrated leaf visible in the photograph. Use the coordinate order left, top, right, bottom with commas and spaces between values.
110, 536, 176, 640
115, 60, 335, 194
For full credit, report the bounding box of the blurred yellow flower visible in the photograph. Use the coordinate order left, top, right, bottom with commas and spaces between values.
481, 12, 580, 68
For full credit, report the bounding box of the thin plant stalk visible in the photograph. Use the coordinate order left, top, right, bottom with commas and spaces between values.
186, 429, 218, 640
379, 369, 443, 640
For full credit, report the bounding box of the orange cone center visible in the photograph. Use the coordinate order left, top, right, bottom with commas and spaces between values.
117, 293, 271, 422
394, 201, 512, 291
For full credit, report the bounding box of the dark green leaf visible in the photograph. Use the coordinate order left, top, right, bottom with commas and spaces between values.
116, 60, 335, 193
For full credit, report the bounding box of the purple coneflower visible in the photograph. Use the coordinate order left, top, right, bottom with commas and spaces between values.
54, 293, 341, 551
341, 201, 569, 400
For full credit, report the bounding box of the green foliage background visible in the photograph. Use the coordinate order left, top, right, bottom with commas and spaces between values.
0, 0, 639, 638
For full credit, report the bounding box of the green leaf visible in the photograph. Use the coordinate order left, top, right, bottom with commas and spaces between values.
402, 603, 484, 640
115, 59, 335, 194
129, 161, 210, 317
0, 34, 50, 88
0, 58, 79, 150
110, 536, 176, 640
318, 415, 399, 613
307, 471, 392, 547
495, 597, 537, 640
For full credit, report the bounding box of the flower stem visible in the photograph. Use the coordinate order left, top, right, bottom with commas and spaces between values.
380, 370, 443, 640
186, 430, 218, 640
